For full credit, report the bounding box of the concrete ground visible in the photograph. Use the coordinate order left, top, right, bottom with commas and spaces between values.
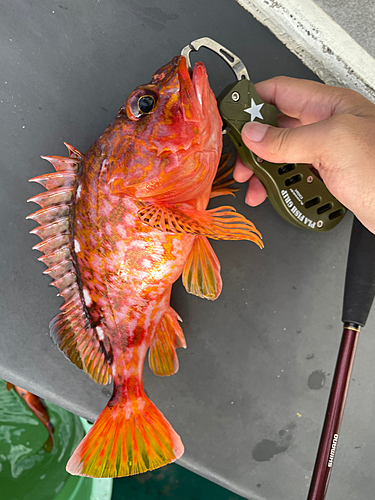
314, 0, 375, 58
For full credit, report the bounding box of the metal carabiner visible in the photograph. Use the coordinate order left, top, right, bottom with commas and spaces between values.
181, 37, 250, 81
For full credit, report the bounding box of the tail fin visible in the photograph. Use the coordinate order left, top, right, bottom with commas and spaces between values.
66, 395, 184, 477
43, 425, 55, 454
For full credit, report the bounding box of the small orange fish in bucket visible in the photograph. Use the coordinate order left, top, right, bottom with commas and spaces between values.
27, 56, 263, 478
6, 383, 55, 453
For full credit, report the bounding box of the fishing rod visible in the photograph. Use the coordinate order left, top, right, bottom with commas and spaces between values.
307, 217, 375, 499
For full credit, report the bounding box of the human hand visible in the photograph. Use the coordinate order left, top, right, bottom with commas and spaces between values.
233, 76, 375, 233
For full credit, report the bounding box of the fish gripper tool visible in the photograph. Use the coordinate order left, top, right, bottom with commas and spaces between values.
181, 37, 346, 232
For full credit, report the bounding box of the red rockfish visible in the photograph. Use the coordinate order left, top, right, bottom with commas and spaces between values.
27, 56, 263, 477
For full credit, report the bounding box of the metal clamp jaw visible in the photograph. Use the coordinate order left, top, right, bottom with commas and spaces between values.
181, 37, 347, 232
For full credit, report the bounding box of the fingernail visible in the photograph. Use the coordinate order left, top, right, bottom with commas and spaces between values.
242, 122, 269, 142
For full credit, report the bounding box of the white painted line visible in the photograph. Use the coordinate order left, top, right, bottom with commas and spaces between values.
236, 0, 375, 103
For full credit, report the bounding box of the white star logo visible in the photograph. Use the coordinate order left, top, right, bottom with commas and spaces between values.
244, 99, 264, 121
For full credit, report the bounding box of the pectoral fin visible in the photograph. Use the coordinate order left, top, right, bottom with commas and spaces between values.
182, 236, 222, 300
210, 153, 239, 199
138, 203, 263, 247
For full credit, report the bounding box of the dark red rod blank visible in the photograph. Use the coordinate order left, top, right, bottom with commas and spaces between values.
307, 324, 360, 500
306, 217, 375, 499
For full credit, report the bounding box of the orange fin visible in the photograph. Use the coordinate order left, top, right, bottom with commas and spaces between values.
43, 431, 55, 454
43, 422, 55, 454
138, 203, 263, 247
149, 308, 186, 377
50, 311, 111, 386
182, 236, 222, 300
66, 394, 184, 477
28, 144, 111, 385
210, 152, 239, 199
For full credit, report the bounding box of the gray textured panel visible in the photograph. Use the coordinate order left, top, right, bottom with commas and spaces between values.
1, 1, 374, 499
315, 0, 375, 58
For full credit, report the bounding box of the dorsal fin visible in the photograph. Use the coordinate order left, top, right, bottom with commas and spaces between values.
27, 143, 111, 385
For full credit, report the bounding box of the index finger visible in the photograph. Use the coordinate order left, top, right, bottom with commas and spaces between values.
255, 76, 350, 125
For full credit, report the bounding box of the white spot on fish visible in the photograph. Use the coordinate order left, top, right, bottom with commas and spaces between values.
82, 287, 92, 307
76, 184, 82, 199
74, 239, 81, 253
138, 397, 146, 411
124, 400, 132, 419
96, 326, 104, 340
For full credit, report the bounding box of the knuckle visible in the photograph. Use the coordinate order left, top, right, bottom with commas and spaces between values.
329, 113, 360, 141
334, 87, 369, 111
273, 75, 290, 86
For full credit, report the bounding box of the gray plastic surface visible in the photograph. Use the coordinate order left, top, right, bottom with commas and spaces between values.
1, 1, 375, 499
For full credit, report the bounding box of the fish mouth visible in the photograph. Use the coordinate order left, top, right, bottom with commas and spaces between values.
178, 55, 193, 81
177, 55, 207, 114
151, 55, 207, 113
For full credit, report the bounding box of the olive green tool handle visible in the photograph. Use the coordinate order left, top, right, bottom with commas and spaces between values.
218, 78, 346, 231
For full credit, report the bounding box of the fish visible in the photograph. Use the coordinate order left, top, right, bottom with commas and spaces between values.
6, 382, 55, 453
27, 55, 263, 478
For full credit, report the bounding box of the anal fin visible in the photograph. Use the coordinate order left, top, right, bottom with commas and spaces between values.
148, 308, 186, 377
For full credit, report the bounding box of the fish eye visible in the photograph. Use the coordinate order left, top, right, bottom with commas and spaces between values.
137, 95, 156, 114
124, 86, 158, 120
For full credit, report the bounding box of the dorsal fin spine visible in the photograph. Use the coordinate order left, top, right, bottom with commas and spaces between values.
30, 218, 70, 240
26, 205, 71, 224
32, 234, 70, 253
38, 246, 71, 267
64, 142, 84, 160
43, 259, 73, 279
41, 156, 80, 173
59, 295, 82, 313
29, 172, 77, 190
27, 187, 74, 208
50, 271, 76, 291
28, 145, 112, 385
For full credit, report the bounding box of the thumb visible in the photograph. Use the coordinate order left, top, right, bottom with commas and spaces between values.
241, 120, 334, 165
